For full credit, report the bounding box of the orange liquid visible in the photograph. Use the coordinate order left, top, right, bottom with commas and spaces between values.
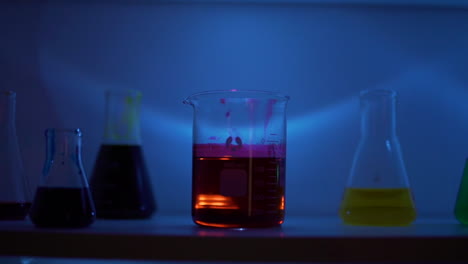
193, 157, 285, 228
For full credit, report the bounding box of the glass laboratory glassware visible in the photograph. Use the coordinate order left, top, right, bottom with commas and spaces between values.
0, 91, 31, 220
339, 89, 416, 226
90, 90, 156, 219
455, 159, 468, 224
184, 90, 289, 228
29, 129, 96, 228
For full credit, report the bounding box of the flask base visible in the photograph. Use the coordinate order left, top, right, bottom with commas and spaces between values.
90, 144, 156, 220
193, 209, 284, 228
339, 187, 416, 226
455, 208, 468, 225
0, 202, 31, 220
340, 207, 416, 226
29, 187, 96, 228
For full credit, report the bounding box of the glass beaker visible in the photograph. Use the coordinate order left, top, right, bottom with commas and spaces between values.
455, 159, 468, 224
339, 89, 416, 226
184, 90, 289, 228
90, 90, 156, 219
0, 91, 31, 220
29, 129, 96, 228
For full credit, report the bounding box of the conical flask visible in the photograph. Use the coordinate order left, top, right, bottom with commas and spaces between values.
339, 89, 416, 226
90, 90, 156, 219
455, 159, 468, 224
0, 91, 31, 220
29, 129, 96, 228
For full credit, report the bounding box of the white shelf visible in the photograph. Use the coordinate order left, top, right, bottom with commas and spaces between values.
1, 215, 468, 262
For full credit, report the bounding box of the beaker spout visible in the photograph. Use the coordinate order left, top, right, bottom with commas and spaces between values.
182, 98, 193, 106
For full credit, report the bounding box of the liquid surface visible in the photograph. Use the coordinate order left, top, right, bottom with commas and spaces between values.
90, 145, 156, 219
455, 159, 468, 224
0, 202, 31, 220
29, 187, 95, 228
194, 142, 286, 158
193, 156, 285, 228
340, 188, 416, 226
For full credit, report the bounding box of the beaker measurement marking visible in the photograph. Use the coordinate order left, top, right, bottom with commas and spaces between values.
253, 194, 266, 200
253, 193, 280, 198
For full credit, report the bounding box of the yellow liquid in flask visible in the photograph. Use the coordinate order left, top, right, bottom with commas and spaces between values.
339, 188, 416, 226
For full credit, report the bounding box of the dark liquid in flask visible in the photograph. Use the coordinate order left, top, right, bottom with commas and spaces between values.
90, 145, 156, 219
193, 156, 285, 228
29, 187, 95, 228
0, 202, 31, 220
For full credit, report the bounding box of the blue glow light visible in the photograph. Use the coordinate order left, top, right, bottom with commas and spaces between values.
141, 106, 192, 139
288, 98, 357, 137
38, 51, 109, 121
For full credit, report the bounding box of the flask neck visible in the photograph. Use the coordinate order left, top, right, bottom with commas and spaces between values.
103, 91, 142, 145
0, 91, 16, 127
360, 91, 397, 140
43, 129, 87, 187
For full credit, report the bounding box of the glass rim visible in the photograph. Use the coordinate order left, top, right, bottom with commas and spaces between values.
45, 128, 82, 136
0, 91, 16, 97
184, 89, 290, 102
360, 88, 396, 98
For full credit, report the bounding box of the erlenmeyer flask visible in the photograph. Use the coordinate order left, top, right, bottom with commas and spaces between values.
0, 91, 31, 220
29, 129, 96, 228
90, 90, 156, 219
339, 89, 416, 226
455, 159, 468, 224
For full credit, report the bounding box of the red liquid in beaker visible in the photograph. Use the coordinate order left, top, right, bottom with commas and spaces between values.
0, 202, 31, 220
192, 144, 285, 228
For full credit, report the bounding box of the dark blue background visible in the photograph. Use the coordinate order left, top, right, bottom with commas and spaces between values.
1, 2, 467, 219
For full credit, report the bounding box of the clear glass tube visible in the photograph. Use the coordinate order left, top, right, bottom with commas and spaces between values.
42, 129, 88, 187
360, 89, 396, 140
103, 90, 142, 145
